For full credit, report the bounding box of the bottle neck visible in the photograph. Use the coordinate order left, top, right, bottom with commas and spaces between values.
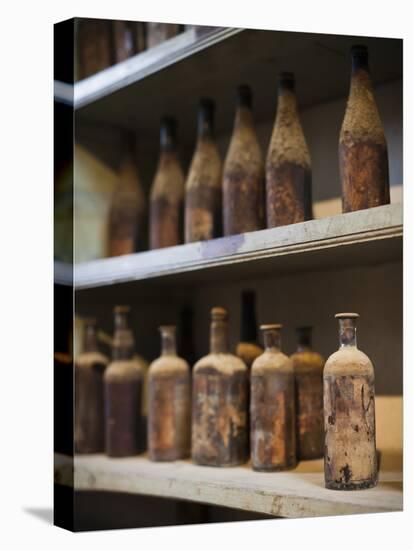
338, 318, 357, 348
83, 322, 98, 353
296, 327, 312, 352
263, 329, 281, 352
240, 292, 257, 343
210, 318, 228, 354
234, 104, 254, 129
160, 124, 176, 153
160, 327, 177, 356
197, 108, 214, 140
113, 310, 135, 360
277, 85, 299, 119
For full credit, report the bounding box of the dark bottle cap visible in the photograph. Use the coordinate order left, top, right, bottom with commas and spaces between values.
351, 44, 369, 69
237, 84, 252, 108
279, 71, 295, 90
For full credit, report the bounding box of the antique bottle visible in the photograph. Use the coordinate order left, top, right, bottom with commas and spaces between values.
324, 313, 377, 490
236, 290, 263, 369
251, 324, 296, 471
108, 132, 146, 256
112, 20, 136, 63
77, 19, 113, 79
192, 307, 248, 466
149, 117, 185, 249
339, 45, 390, 212
223, 85, 265, 235
148, 326, 191, 461
266, 72, 312, 227
104, 306, 144, 457
74, 318, 109, 454
184, 99, 222, 243
291, 326, 324, 460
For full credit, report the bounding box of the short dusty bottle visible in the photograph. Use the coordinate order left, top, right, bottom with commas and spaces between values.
192, 307, 248, 466
223, 85, 265, 235
324, 313, 377, 490
75, 318, 109, 454
291, 326, 324, 460
104, 306, 144, 457
109, 132, 146, 256
185, 99, 222, 243
250, 324, 296, 471
149, 117, 185, 249
236, 290, 263, 369
339, 45, 390, 212
266, 72, 312, 227
148, 326, 191, 461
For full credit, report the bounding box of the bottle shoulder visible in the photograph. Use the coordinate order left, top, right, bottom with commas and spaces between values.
251, 349, 294, 375
186, 140, 222, 189
223, 128, 264, 174
236, 342, 263, 367
324, 346, 374, 377
193, 352, 247, 375
104, 358, 143, 382
151, 155, 185, 200
75, 351, 109, 369
290, 350, 325, 373
266, 115, 311, 169
149, 355, 189, 377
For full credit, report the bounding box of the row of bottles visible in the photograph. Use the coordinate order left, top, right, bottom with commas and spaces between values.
75, 301, 377, 490
108, 44, 390, 255
76, 19, 183, 80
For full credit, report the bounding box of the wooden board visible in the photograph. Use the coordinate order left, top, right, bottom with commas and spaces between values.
55, 397, 402, 518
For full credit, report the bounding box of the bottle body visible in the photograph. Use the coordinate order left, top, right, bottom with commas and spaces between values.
185, 100, 222, 243
266, 73, 312, 227
75, 351, 108, 453
192, 308, 248, 466
223, 86, 265, 235
150, 118, 185, 249
109, 138, 146, 256
339, 46, 390, 213
148, 326, 191, 461
324, 314, 377, 490
291, 328, 324, 460
250, 325, 296, 471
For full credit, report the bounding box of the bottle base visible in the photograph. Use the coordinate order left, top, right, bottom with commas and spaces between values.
325, 478, 378, 491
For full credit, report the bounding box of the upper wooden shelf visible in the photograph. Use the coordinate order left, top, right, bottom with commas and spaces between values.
54, 26, 401, 149
56, 203, 402, 290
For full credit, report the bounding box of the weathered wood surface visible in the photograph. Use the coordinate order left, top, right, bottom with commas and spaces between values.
54, 396, 402, 517
73, 203, 402, 289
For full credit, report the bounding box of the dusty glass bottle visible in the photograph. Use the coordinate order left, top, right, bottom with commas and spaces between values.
236, 290, 263, 369
324, 313, 377, 490
339, 45, 390, 213
223, 85, 265, 236
192, 307, 248, 466
266, 72, 312, 228
251, 324, 296, 471
104, 306, 144, 457
184, 98, 222, 243
291, 326, 324, 460
75, 318, 109, 454
148, 326, 191, 461
109, 133, 146, 256
149, 117, 185, 249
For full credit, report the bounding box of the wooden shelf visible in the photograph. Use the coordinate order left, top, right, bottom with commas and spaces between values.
69, 203, 402, 291
54, 396, 402, 518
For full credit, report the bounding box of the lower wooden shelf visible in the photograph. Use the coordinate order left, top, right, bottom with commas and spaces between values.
54, 450, 402, 518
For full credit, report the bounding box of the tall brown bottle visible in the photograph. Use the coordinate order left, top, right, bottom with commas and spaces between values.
339, 45, 390, 212
109, 133, 146, 256
324, 313, 377, 490
184, 99, 222, 243
291, 326, 324, 460
223, 85, 265, 235
236, 290, 263, 369
250, 324, 296, 471
149, 117, 185, 249
266, 72, 312, 227
75, 318, 109, 454
148, 326, 191, 461
104, 306, 144, 457
192, 307, 248, 466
